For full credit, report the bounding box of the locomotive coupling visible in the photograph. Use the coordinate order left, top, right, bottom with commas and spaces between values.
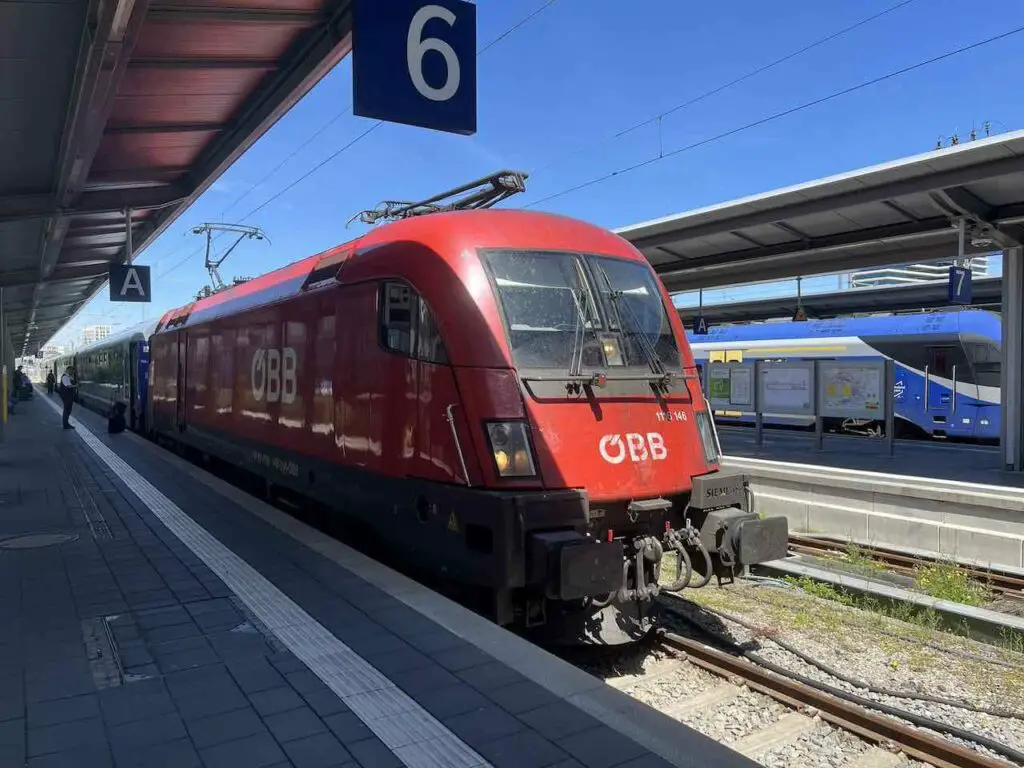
527, 531, 623, 601
685, 470, 789, 572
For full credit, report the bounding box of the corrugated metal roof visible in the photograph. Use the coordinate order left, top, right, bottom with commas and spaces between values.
675, 276, 1003, 325
0, 0, 353, 356
617, 130, 1024, 292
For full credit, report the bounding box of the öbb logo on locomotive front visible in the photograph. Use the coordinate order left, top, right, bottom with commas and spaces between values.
598, 433, 668, 464
250, 347, 298, 404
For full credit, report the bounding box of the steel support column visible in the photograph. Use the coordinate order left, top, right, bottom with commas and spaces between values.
1001, 246, 1024, 471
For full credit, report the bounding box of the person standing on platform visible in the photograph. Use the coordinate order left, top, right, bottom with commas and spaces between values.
59, 366, 76, 430
46, 370, 55, 395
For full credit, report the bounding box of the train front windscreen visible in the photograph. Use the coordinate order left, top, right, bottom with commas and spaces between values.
481, 249, 682, 377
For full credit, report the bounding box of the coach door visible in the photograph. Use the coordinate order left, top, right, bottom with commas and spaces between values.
925, 345, 955, 428
175, 331, 187, 430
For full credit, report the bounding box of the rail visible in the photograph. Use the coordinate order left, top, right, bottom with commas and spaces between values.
660, 629, 1018, 768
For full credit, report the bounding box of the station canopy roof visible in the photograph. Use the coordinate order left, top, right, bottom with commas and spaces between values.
617, 130, 1024, 292
0, 0, 353, 355
674, 275, 1003, 326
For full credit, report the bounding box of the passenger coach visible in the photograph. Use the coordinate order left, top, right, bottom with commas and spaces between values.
689, 311, 1001, 441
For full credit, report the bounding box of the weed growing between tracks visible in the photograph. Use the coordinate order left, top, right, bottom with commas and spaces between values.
681, 582, 1024, 700
914, 561, 992, 607
777, 573, 1024, 655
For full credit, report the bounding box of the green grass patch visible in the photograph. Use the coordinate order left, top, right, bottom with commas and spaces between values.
780, 573, 1024, 656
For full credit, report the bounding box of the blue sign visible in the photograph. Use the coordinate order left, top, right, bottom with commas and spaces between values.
353, 0, 477, 135
108, 264, 151, 303
948, 265, 972, 305
693, 316, 709, 335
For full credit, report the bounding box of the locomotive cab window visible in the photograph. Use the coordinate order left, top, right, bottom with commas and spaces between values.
482, 249, 681, 373
380, 282, 448, 364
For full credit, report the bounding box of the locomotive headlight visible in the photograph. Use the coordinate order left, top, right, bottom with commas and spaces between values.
485, 421, 537, 477
494, 450, 511, 472
695, 410, 720, 466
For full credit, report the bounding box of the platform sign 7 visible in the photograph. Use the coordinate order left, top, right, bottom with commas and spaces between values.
948, 265, 972, 305
353, 0, 477, 135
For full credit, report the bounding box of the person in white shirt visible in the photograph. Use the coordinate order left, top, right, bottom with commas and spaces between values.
59, 366, 76, 429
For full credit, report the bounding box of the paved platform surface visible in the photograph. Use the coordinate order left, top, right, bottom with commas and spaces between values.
0, 393, 751, 768
719, 426, 1024, 488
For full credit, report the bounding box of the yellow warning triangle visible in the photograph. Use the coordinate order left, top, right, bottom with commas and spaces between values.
447, 512, 458, 533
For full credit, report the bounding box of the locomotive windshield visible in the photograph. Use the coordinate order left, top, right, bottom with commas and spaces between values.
483, 249, 681, 373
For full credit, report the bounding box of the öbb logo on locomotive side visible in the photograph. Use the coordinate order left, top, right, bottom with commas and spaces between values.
251, 347, 298, 404
598, 433, 668, 464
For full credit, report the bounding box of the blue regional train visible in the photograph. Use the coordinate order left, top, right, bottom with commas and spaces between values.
687, 310, 1001, 442
51, 320, 157, 433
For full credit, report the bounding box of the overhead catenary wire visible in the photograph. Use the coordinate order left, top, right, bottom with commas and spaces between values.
523, 22, 1024, 210
155, 0, 562, 281
530, 0, 920, 177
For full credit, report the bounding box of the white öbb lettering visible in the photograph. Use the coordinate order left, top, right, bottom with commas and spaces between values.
598, 433, 668, 464
251, 347, 297, 404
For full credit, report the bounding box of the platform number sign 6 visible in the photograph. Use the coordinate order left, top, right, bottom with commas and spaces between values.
408, 6, 460, 102
353, 0, 477, 135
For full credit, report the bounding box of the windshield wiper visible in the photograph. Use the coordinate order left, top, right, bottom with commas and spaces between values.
595, 265, 667, 379
567, 287, 589, 377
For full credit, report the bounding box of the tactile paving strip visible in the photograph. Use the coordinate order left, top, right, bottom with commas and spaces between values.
46, 402, 492, 768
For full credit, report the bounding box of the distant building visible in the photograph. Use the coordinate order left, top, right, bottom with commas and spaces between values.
849, 256, 991, 288
80, 325, 112, 346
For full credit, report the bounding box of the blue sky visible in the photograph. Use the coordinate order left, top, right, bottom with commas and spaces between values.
51, 0, 1024, 347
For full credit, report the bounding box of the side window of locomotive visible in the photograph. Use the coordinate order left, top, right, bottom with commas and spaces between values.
380, 281, 449, 364
381, 282, 415, 355
417, 298, 448, 364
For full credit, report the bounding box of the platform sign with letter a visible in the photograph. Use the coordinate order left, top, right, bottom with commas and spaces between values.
948, 265, 972, 305
352, 0, 477, 135
109, 264, 151, 303
692, 316, 709, 335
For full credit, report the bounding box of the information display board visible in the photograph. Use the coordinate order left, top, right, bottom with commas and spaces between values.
758, 362, 815, 415
818, 360, 886, 419
707, 363, 754, 408
729, 366, 753, 406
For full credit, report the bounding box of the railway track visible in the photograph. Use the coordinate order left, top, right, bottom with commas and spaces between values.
655, 628, 1015, 768
597, 597, 1024, 768
788, 535, 1024, 599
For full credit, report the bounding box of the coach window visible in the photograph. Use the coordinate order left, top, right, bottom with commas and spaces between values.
967, 341, 1001, 388
928, 347, 952, 378
380, 281, 448, 364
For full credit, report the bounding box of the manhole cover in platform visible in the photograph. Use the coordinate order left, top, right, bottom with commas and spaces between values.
0, 533, 79, 550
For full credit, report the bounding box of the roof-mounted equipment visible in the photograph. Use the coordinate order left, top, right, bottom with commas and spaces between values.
350, 170, 528, 227
190, 223, 270, 297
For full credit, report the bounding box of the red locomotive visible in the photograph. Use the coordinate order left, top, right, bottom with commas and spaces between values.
141, 174, 788, 643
